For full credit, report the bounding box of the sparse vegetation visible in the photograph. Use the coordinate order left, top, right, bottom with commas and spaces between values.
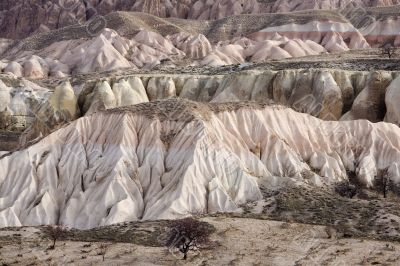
263, 185, 400, 242
64, 220, 167, 246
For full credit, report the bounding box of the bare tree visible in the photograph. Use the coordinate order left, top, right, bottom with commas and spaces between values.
165, 218, 214, 260
97, 242, 110, 261
43, 225, 68, 249
373, 168, 400, 198
382, 44, 396, 59
375, 168, 390, 198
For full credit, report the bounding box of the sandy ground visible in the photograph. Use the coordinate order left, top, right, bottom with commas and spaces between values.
0, 217, 399, 266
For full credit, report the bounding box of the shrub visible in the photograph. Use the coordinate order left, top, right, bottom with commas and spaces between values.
165, 218, 214, 260
335, 181, 358, 198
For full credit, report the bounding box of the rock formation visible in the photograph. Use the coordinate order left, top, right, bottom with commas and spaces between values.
2, 99, 400, 228
384, 76, 400, 125
0, 78, 51, 131
1, 0, 399, 39
76, 69, 400, 121
1, 0, 400, 233
2, 67, 400, 147
0, 23, 372, 77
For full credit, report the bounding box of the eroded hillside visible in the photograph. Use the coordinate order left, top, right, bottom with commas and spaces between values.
1, 2, 400, 265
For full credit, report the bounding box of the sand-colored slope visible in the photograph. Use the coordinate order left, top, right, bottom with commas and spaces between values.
5, 8, 398, 77
0, 23, 370, 77
2, 99, 400, 228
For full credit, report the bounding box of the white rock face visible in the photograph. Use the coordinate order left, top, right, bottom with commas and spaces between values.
146, 76, 176, 101
112, 77, 149, 107
18, 81, 80, 147
1, 68, 397, 150
341, 71, 393, 122
130, 0, 266, 19
3, 62, 23, 77
22, 56, 49, 79
196, 18, 371, 67
269, 0, 400, 12
1, 29, 192, 77
168, 33, 212, 59
384, 76, 400, 125
2, 0, 398, 40
250, 20, 370, 52
199, 34, 329, 67
2, 99, 400, 228
82, 77, 150, 115
0, 20, 377, 77
0, 78, 51, 130
127, 0, 400, 19
75, 69, 400, 124
59, 31, 133, 74
361, 18, 400, 47
48, 81, 79, 119
85, 81, 117, 115
274, 70, 344, 120
200, 44, 246, 66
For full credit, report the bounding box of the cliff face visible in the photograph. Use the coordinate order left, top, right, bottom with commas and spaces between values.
2, 99, 400, 228
2, 68, 400, 148
78, 69, 400, 122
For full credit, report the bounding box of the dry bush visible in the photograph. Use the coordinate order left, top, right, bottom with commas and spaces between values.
335, 181, 358, 198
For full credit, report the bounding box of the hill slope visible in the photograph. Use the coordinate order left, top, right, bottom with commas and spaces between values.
2, 99, 400, 228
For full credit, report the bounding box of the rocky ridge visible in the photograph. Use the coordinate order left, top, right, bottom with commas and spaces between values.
2, 66, 400, 148
1, 0, 400, 39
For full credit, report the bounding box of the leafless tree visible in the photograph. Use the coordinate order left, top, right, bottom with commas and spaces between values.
43, 225, 68, 249
373, 168, 400, 198
97, 242, 110, 261
375, 168, 391, 198
382, 44, 396, 59
165, 218, 214, 260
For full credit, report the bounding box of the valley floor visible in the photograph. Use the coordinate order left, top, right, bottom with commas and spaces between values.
0, 217, 399, 266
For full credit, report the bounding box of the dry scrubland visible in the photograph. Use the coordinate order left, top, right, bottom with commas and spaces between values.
2, 184, 400, 265
1, 217, 400, 266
